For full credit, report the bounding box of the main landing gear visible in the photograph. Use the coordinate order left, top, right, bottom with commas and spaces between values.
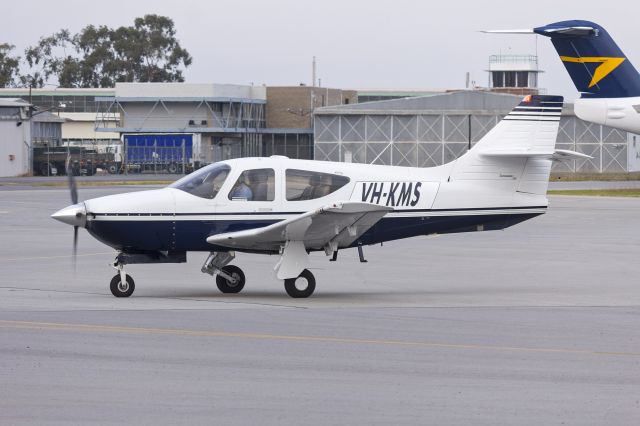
215, 265, 245, 293
201, 251, 316, 298
284, 269, 316, 298
201, 252, 246, 294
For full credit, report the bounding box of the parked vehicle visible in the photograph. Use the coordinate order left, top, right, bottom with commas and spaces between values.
33, 146, 113, 176
122, 134, 195, 174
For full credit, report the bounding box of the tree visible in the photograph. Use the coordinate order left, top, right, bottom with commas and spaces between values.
20, 15, 193, 88
22, 30, 74, 87
112, 14, 193, 83
0, 43, 21, 87
71, 25, 117, 87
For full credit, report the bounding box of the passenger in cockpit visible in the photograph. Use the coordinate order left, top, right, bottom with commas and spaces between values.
230, 175, 253, 200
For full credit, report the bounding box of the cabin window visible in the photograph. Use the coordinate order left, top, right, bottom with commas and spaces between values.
286, 169, 350, 201
228, 168, 275, 201
169, 163, 230, 199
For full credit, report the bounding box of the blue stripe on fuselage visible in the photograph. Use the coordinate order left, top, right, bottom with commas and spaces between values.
86, 212, 543, 253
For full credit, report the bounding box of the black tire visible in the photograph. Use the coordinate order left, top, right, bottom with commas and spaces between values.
284, 269, 316, 298
216, 265, 245, 294
110, 274, 135, 297
107, 164, 118, 174
168, 162, 178, 174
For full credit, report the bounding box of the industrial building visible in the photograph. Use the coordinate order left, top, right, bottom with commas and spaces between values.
0, 88, 120, 150
94, 83, 355, 165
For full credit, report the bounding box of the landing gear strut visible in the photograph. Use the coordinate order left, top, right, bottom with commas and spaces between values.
284, 269, 316, 298
202, 252, 246, 294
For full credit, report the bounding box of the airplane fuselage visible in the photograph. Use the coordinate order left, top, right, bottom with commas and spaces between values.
574, 96, 640, 134
81, 156, 547, 254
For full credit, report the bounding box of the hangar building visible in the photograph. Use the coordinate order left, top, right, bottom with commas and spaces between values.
313, 91, 640, 173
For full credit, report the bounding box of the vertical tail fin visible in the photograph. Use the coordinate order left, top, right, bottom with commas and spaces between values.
534, 20, 640, 98
451, 95, 563, 196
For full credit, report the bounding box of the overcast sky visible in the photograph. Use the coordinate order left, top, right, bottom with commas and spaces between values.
2, 0, 635, 99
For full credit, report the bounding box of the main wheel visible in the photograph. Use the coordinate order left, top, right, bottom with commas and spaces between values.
110, 274, 135, 297
284, 269, 316, 298
216, 265, 245, 293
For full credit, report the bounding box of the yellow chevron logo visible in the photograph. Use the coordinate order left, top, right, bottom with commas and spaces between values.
560, 56, 626, 88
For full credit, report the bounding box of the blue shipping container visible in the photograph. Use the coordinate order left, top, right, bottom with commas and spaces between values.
124, 134, 193, 165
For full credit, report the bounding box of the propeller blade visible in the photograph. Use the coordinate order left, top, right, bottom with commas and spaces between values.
73, 225, 78, 271
66, 156, 78, 205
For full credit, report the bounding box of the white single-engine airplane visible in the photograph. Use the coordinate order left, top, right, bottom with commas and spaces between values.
52, 95, 587, 298
484, 20, 640, 134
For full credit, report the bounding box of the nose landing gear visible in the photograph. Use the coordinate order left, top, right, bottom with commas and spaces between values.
110, 273, 135, 297
110, 261, 135, 297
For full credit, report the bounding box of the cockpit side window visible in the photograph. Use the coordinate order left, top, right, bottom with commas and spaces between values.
286, 169, 350, 201
169, 163, 230, 199
228, 168, 275, 201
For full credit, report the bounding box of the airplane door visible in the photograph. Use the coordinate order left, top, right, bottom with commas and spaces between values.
214, 166, 282, 233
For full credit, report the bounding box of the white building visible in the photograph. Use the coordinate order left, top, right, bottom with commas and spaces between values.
0, 99, 31, 177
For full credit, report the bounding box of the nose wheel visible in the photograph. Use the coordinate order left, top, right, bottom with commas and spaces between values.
110, 273, 135, 297
284, 269, 316, 298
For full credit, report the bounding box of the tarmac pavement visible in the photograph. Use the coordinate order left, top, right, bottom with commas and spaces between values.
1, 186, 639, 425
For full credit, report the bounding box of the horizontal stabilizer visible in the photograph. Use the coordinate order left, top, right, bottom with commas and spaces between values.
481, 29, 534, 34
551, 149, 593, 161
534, 26, 596, 36
481, 148, 592, 160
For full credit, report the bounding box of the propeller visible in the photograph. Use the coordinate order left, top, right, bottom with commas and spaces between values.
66, 156, 79, 270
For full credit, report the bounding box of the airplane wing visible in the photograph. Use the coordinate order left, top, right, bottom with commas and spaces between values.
206, 201, 392, 253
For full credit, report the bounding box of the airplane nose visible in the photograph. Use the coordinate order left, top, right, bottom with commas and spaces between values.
51, 203, 87, 228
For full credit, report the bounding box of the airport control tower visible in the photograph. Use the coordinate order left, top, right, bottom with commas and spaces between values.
487, 54, 543, 96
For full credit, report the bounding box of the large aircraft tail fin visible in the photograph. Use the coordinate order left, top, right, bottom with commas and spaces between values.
534, 20, 640, 98
450, 95, 566, 196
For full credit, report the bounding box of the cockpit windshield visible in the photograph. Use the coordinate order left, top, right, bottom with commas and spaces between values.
169, 163, 231, 199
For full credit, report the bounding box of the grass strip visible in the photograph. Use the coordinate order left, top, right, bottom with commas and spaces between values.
548, 189, 640, 197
